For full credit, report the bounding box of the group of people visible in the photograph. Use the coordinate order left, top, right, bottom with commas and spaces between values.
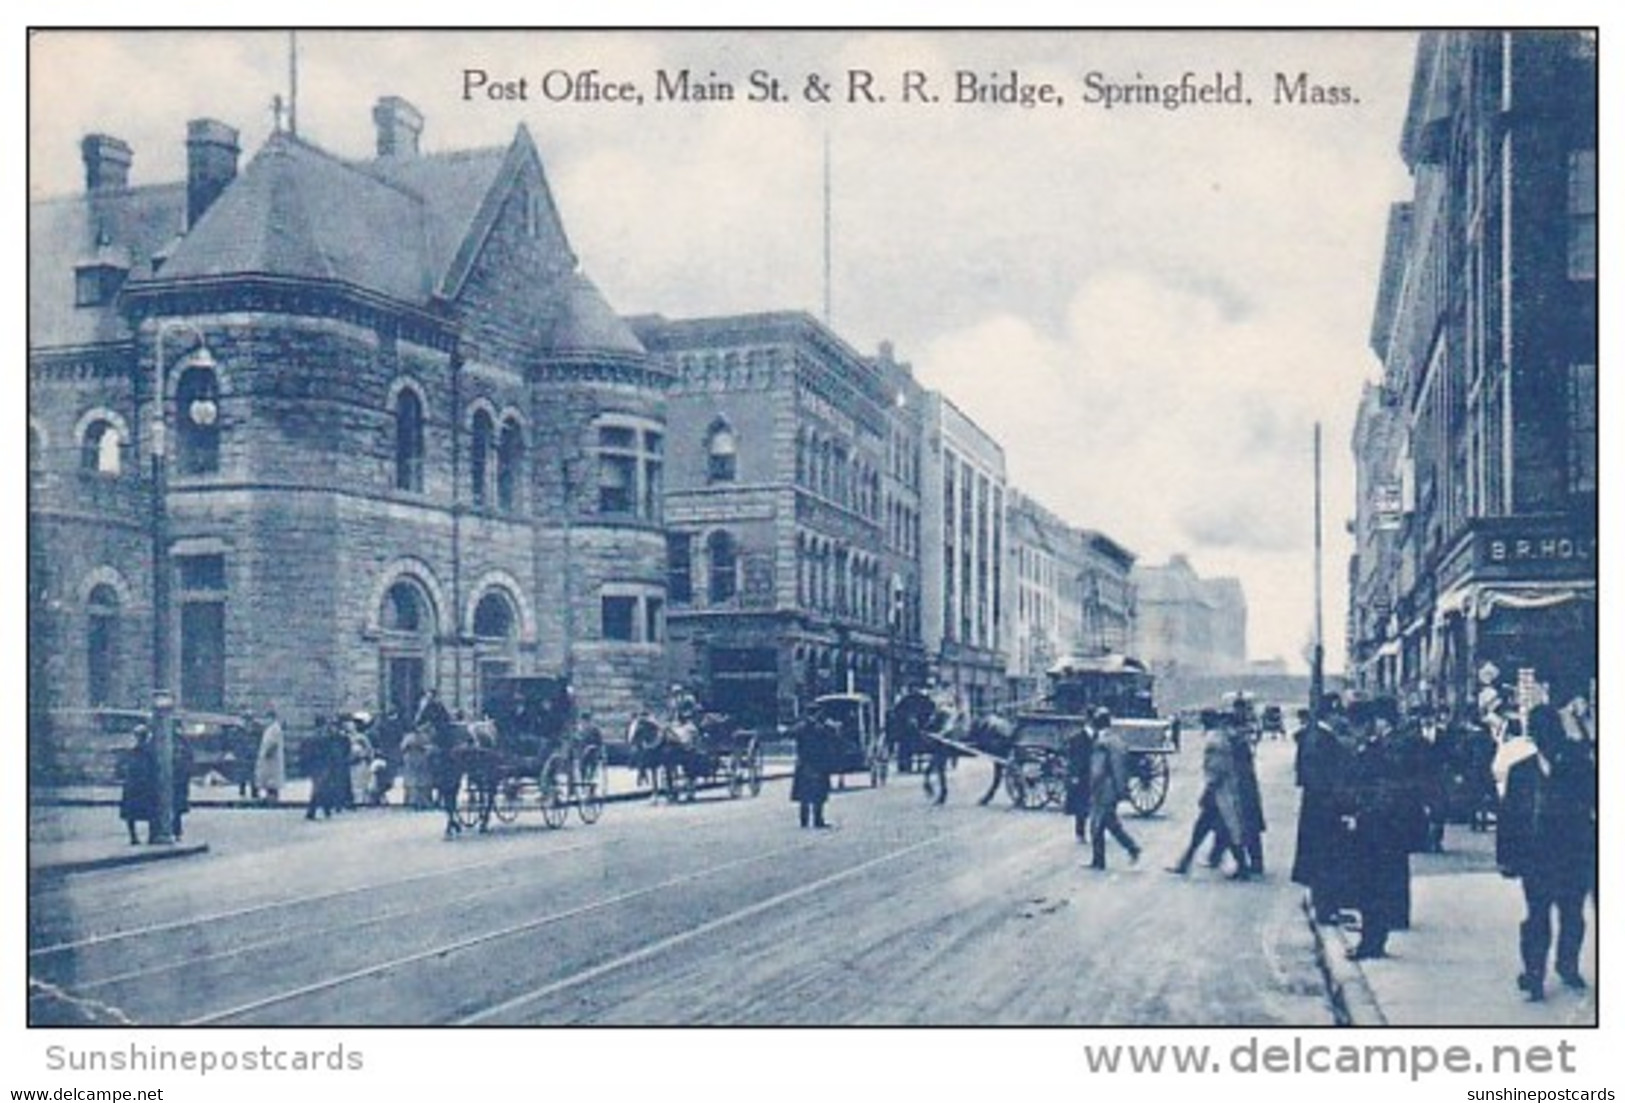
1166, 705, 1265, 879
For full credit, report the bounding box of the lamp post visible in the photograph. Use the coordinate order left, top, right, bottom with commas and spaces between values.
149, 319, 216, 845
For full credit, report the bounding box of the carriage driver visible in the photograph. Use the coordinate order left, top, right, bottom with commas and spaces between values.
668, 684, 701, 746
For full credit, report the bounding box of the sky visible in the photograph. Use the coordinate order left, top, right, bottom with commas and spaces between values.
28, 28, 1426, 673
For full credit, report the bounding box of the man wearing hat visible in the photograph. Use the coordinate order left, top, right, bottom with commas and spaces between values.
1086, 708, 1141, 870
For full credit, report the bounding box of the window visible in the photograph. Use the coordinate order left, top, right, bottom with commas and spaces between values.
595, 419, 663, 521
497, 420, 523, 512
1568, 149, 1596, 281
473, 591, 515, 640
87, 583, 120, 707
383, 580, 425, 633
707, 530, 738, 604
667, 533, 694, 604
470, 409, 494, 506
81, 419, 122, 475
394, 388, 425, 492
645, 597, 664, 645
706, 421, 737, 483
1568, 363, 1597, 494
601, 595, 636, 642
175, 367, 220, 476
176, 554, 227, 712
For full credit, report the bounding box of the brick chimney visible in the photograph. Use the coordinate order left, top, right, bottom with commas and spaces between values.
372, 96, 424, 158
186, 118, 240, 228
81, 134, 133, 192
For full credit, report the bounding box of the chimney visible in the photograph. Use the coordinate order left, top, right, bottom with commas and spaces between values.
81, 134, 133, 192
186, 118, 240, 228
372, 96, 424, 158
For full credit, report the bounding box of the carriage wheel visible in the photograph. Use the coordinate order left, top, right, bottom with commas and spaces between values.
1041, 757, 1070, 809
726, 749, 746, 799
870, 748, 888, 788
1127, 753, 1170, 817
493, 779, 522, 824
539, 753, 570, 829
746, 741, 764, 797
454, 779, 484, 829
1008, 750, 1049, 810
576, 749, 605, 825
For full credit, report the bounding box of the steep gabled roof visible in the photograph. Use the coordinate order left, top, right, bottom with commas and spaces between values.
30, 183, 187, 348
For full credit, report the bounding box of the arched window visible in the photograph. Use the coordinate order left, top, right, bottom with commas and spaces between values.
472, 589, 518, 701
707, 530, 738, 605
497, 419, 524, 512
394, 388, 425, 492
87, 583, 120, 707
81, 419, 122, 476
470, 409, 494, 506
175, 366, 221, 476
706, 420, 737, 483
383, 580, 425, 633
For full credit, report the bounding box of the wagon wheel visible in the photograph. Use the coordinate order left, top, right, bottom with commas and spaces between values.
1127, 753, 1170, 817
575, 748, 605, 825
726, 748, 746, 799
1041, 755, 1071, 809
539, 752, 570, 829
747, 739, 764, 797
454, 778, 484, 829
1008, 749, 1050, 810
493, 778, 523, 824
869, 745, 888, 788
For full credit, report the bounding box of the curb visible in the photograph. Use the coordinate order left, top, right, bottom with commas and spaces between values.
31, 842, 212, 879
1300, 892, 1387, 1027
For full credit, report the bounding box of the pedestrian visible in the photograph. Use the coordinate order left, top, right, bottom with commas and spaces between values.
1086, 709, 1141, 870
974, 713, 1016, 806
117, 725, 158, 845
303, 717, 345, 820
1497, 704, 1596, 1001
921, 691, 960, 806
254, 708, 286, 805
791, 714, 836, 828
233, 715, 261, 800
1341, 699, 1416, 960
1063, 722, 1094, 843
399, 724, 432, 809
1168, 711, 1249, 878
170, 731, 194, 840
1230, 718, 1267, 876
1290, 704, 1356, 920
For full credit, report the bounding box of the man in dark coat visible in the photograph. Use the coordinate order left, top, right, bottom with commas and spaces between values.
1497, 704, 1596, 1001
791, 715, 836, 828
1343, 699, 1417, 960
118, 726, 158, 845
1087, 709, 1142, 870
1063, 723, 1094, 843
1290, 707, 1354, 921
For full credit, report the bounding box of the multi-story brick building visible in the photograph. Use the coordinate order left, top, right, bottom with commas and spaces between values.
631, 311, 898, 727
1077, 530, 1138, 657
1352, 31, 1596, 710
29, 99, 670, 777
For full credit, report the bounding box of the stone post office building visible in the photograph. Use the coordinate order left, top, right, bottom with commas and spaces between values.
29, 99, 670, 775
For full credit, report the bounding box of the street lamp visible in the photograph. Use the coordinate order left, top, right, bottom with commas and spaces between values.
149, 319, 216, 845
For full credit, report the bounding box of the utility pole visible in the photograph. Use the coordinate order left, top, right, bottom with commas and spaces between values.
1310, 422, 1325, 728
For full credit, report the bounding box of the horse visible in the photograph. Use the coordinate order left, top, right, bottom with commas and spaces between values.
434, 721, 503, 837
631, 712, 734, 802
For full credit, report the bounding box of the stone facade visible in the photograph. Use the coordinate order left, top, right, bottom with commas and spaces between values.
29, 101, 669, 780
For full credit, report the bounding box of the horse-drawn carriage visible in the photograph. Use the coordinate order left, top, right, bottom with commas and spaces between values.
440, 675, 605, 834
807, 693, 889, 788
628, 710, 764, 803
1000, 654, 1176, 816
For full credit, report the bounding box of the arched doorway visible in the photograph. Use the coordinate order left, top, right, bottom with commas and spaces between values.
379, 577, 437, 721
471, 588, 520, 714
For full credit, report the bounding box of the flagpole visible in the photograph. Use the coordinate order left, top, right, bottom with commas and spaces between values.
1311, 422, 1325, 724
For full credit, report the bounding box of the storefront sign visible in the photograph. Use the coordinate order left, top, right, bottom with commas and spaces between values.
1472, 520, 1596, 581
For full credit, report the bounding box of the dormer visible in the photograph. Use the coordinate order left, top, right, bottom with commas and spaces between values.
74, 237, 131, 307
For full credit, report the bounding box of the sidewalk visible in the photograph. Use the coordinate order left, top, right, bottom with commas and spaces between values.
30, 760, 793, 877
1308, 827, 1598, 1027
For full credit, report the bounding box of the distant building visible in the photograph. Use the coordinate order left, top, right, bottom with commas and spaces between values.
30, 100, 669, 778
1132, 554, 1248, 691
1078, 531, 1138, 657
1350, 31, 1596, 710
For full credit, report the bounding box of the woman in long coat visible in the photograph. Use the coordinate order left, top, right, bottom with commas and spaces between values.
254, 710, 286, 804
118, 727, 158, 844
790, 716, 835, 828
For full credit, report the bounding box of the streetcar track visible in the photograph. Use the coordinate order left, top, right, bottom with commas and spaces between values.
182, 836, 826, 1025
29, 834, 614, 960
456, 818, 988, 1025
